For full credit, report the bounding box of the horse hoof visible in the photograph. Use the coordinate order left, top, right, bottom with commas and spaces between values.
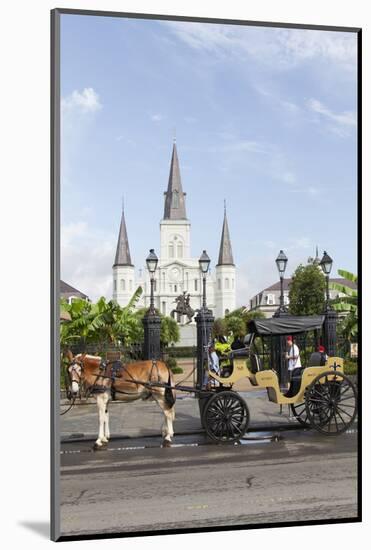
162, 439, 172, 448
93, 443, 107, 451
101, 440, 108, 446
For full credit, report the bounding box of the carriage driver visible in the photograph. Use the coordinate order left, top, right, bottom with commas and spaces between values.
286, 336, 302, 377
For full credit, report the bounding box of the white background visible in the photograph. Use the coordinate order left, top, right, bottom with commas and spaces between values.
0, 0, 368, 548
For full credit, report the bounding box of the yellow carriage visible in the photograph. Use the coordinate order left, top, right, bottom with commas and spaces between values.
201, 315, 357, 442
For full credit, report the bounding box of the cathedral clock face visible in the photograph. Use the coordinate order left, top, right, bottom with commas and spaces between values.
169, 266, 181, 282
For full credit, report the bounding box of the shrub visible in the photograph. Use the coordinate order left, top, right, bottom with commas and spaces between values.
344, 360, 358, 376
166, 356, 183, 374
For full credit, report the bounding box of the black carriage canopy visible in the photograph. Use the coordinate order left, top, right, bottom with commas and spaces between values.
246, 315, 325, 337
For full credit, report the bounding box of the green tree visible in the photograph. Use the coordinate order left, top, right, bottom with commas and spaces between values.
289, 264, 326, 315
134, 308, 180, 345
329, 269, 358, 341
212, 318, 227, 339
225, 315, 245, 337
223, 307, 265, 336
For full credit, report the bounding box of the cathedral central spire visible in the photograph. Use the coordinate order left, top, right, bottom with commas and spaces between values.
163, 143, 187, 220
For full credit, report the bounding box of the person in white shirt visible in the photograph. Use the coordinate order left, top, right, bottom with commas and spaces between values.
286, 336, 301, 374
203, 344, 221, 388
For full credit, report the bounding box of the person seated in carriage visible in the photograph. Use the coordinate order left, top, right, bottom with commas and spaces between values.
203, 343, 221, 388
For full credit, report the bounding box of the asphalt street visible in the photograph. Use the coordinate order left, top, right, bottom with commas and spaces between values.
59, 428, 358, 537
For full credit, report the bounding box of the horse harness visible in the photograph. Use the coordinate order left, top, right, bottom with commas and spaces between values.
69, 357, 163, 400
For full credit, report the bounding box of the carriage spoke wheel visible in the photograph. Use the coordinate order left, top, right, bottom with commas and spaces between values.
202, 391, 249, 442
290, 401, 311, 427
305, 371, 357, 435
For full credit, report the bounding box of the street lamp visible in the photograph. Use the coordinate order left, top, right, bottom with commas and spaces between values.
195, 250, 214, 391
275, 250, 288, 314
146, 248, 158, 314
142, 248, 161, 360
199, 250, 210, 310
320, 251, 337, 356
273, 250, 289, 388
320, 251, 333, 309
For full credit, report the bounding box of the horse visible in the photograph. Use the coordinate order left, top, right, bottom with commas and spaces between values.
64, 351, 176, 450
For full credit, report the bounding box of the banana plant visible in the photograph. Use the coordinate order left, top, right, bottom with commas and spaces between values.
329, 269, 358, 341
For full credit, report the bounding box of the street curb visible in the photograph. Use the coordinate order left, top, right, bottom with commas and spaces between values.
61, 422, 306, 444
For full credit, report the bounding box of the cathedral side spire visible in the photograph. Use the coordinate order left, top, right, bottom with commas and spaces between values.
113, 206, 133, 267
217, 205, 235, 266
163, 142, 187, 220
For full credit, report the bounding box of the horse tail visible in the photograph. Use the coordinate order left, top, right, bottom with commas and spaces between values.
164, 370, 176, 408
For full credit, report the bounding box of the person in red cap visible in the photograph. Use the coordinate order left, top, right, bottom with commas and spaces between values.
285, 336, 301, 374
318, 344, 328, 365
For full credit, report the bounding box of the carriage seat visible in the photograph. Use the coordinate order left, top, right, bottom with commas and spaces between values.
229, 347, 249, 359
307, 351, 326, 367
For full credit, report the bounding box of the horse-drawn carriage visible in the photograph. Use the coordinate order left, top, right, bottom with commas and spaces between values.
199, 314, 357, 442
63, 314, 357, 448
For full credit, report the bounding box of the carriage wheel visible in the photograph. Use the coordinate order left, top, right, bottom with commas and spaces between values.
290, 401, 311, 427
305, 371, 357, 435
202, 391, 249, 442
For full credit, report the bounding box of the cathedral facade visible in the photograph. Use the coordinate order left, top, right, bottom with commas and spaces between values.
112, 143, 236, 321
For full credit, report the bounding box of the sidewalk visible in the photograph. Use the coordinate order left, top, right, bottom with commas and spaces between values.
60, 389, 299, 441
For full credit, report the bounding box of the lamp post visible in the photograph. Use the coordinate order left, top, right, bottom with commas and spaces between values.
195, 250, 214, 392
199, 249, 210, 310
275, 250, 288, 315
142, 249, 161, 360
320, 251, 337, 356
320, 251, 333, 310
273, 250, 289, 387
146, 248, 158, 314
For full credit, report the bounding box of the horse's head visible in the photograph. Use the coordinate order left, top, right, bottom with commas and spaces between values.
66, 353, 86, 396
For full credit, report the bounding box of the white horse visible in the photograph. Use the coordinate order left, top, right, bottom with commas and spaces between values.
65, 352, 176, 449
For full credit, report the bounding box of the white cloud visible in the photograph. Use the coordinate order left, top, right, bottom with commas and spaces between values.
150, 113, 164, 122
62, 87, 102, 113
61, 220, 115, 301
307, 98, 356, 126
164, 22, 357, 72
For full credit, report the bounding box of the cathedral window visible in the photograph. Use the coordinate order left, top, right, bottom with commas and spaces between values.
232, 279, 234, 289
129, 280, 133, 291
225, 278, 230, 289
120, 279, 125, 291
218, 278, 221, 290
177, 242, 183, 258
162, 301, 166, 315
194, 279, 198, 292
174, 284, 177, 293
172, 191, 179, 208
113, 280, 117, 291
169, 243, 174, 258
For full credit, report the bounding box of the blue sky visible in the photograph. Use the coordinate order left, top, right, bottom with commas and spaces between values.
60, 14, 358, 304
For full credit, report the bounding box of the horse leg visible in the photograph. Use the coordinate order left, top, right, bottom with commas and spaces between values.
94, 392, 109, 450
102, 392, 110, 443
155, 394, 175, 447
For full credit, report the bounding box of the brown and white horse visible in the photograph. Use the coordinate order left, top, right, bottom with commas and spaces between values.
65, 351, 176, 449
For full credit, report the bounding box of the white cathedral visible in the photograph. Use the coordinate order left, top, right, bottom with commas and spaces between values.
112, 142, 237, 333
